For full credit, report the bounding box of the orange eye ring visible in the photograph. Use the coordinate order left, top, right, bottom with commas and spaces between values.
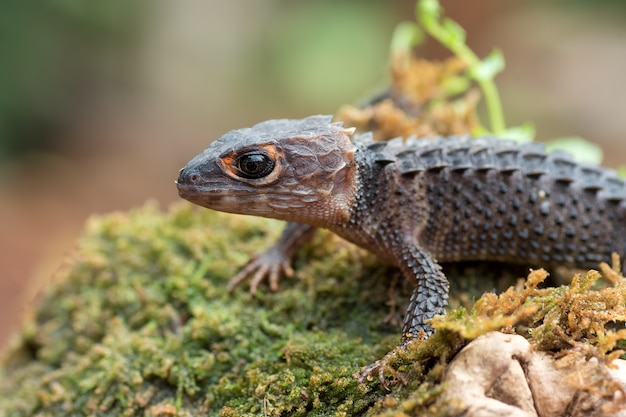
219, 144, 283, 185
233, 151, 275, 179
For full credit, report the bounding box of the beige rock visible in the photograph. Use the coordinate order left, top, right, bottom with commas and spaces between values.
440, 332, 626, 417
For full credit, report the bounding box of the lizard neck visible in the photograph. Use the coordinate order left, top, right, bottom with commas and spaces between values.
279, 140, 360, 229
325, 144, 399, 261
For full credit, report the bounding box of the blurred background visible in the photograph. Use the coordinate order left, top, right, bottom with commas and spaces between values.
1, 0, 626, 349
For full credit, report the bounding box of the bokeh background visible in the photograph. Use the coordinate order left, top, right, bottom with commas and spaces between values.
1, 0, 626, 349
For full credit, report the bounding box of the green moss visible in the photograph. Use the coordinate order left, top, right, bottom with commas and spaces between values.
0, 203, 441, 416
1, 202, 625, 416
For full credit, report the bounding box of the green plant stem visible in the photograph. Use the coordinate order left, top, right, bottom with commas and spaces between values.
478, 76, 505, 135
416, 0, 506, 134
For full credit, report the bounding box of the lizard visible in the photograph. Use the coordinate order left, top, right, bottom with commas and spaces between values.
176, 115, 626, 383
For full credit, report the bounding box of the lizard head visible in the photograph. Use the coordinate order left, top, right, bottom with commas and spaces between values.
177, 115, 358, 227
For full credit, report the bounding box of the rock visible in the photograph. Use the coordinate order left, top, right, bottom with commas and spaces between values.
441, 332, 626, 417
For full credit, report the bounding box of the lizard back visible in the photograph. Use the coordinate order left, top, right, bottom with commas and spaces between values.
354, 134, 626, 272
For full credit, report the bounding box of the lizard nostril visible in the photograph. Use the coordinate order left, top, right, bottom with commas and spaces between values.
177, 168, 200, 186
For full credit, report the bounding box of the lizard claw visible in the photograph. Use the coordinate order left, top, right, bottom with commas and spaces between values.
354, 345, 409, 389
228, 222, 315, 294
354, 359, 388, 388
228, 247, 294, 294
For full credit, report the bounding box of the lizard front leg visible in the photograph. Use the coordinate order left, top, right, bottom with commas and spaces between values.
357, 242, 449, 385
400, 244, 449, 339
228, 222, 317, 294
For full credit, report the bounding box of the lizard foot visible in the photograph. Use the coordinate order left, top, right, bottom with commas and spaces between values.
228, 247, 294, 294
354, 346, 409, 389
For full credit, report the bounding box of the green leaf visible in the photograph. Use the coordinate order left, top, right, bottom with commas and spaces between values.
441, 18, 466, 44
391, 21, 425, 54
545, 137, 603, 164
440, 75, 471, 96
500, 122, 536, 143
470, 49, 505, 81
416, 0, 442, 26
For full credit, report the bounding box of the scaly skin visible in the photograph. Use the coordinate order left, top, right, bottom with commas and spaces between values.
177, 115, 626, 384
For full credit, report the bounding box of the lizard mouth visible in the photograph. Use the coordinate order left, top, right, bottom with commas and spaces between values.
176, 181, 222, 205
176, 184, 201, 202
176, 178, 264, 214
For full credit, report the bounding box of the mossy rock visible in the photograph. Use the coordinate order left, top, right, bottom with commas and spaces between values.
0, 202, 460, 416
2, 202, 625, 416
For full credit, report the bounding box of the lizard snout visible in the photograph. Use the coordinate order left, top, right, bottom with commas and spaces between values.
176, 167, 201, 187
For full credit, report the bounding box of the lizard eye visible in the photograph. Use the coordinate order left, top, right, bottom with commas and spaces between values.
233, 151, 275, 179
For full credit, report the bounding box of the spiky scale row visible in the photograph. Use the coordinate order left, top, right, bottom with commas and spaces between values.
360, 135, 626, 203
